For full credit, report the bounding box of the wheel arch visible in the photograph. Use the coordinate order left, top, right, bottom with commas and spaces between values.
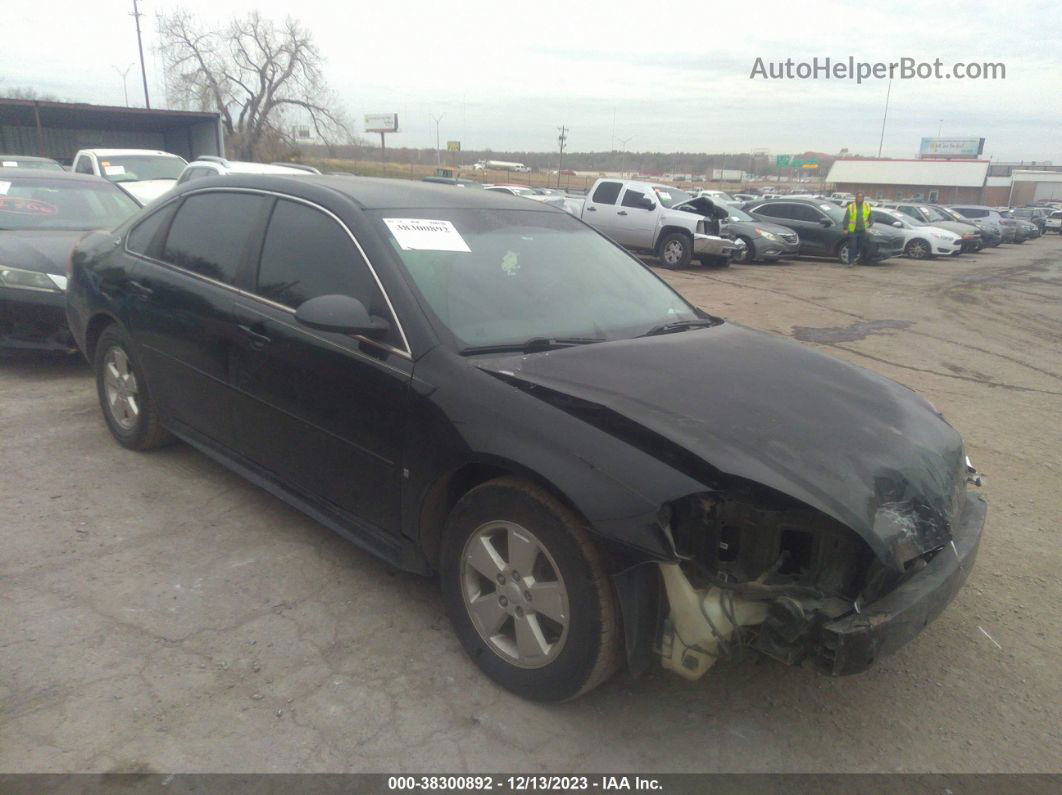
84, 311, 122, 363
655, 225, 693, 254
417, 455, 594, 574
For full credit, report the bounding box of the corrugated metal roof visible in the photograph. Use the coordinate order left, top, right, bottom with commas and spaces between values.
827, 159, 989, 187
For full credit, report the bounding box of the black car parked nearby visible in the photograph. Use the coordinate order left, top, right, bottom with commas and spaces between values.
742, 198, 904, 264
66, 176, 986, 701
1, 168, 140, 352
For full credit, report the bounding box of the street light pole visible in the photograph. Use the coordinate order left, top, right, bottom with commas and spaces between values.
431, 113, 445, 167
556, 125, 568, 188
618, 136, 633, 177
130, 0, 150, 108
877, 78, 892, 157
112, 64, 134, 107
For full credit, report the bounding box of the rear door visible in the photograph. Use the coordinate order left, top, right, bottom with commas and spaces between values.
127, 190, 269, 448
581, 181, 624, 240
751, 202, 825, 253
229, 197, 412, 536
612, 186, 657, 248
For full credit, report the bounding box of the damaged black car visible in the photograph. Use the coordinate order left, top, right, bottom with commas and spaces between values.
65, 176, 986, 701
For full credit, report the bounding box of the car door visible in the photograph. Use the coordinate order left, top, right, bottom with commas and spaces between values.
611, 186, 657, 249
582, 181, 624, 240
228, 197, 412, 536
792, 203, 840, 254
752, 203, 823, 253
127, 190, 270, 449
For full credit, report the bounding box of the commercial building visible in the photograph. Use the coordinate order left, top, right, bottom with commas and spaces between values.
0, 98, 223, 164
826, 158, 990, 204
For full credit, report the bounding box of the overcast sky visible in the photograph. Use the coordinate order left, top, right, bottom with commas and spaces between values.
4, 0, 1060, 161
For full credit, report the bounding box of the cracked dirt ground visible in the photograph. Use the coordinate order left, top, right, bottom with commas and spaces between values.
1, 238, 1060, 773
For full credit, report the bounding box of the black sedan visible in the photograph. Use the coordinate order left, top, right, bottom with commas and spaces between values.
66, 176, 986, 701
1, 168, 140, 352
743, 198, 905, 264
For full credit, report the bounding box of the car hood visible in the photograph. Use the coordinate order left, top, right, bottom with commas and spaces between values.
0, 230, 88, 275
475, 323, 967, 570
672, 197, 731, 219
915, 220, 978, 237
116, 179, 174, 203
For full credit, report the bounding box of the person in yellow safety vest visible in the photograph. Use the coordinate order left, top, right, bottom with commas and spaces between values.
841, 192, 874, 267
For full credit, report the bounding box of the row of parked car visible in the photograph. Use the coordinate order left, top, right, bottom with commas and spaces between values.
2, 162, 989, 701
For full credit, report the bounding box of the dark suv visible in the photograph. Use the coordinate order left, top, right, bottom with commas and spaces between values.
65, 175, 985, 701
742, 198, 904, 264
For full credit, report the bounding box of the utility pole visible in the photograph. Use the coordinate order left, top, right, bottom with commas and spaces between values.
130, 0, 150, 108
431, 113, 445, 167
877, 78, 892, 157
556, 125, 568, 188
112, 64, 134, 107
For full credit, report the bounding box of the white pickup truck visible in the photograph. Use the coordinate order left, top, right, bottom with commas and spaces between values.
572, 178, 741, 268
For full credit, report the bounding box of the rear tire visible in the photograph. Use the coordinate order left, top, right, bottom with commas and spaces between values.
657, 232, 692, 270
440, 477, 621, 702
94, 324, 172, 451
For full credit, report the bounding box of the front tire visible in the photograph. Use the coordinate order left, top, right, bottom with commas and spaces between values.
440, 477, 621, 701
94, 324, 171, 450
657, 232, 692, 270
905, 238, 932, 259
731, 236, 754, 263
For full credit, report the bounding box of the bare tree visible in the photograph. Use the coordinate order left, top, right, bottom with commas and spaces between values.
158, 10, 350, 160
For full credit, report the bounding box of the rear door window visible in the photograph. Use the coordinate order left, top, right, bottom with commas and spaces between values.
161, 192, 267, 284
591, 181, 622, 205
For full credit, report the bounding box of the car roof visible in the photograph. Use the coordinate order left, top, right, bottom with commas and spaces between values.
80, 149, 180, 157
173, 174, 562, 211
0, 154, 60, 163
0, 167, 110, 182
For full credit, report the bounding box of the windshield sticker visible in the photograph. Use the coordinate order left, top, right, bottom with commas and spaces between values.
383, 218, 471, 252
0, 197, 59, 215
500, 250, 520, 276
103, 165, 126, 176
2, 161, 17, 168
0, 181, 10, 195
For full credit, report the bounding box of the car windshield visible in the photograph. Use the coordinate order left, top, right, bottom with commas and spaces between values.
0, 176, 140, 231
98, 155, 185, 183
1, 158, 64, 171
922, 206, 954, 222
374, 209, 698, 349
652, 186, 693, 207
817, 202, 846, 222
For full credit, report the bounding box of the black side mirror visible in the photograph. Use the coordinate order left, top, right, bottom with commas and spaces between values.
820, 218, 832, 227
637, 197, 656, 210
295, 294, 389, 338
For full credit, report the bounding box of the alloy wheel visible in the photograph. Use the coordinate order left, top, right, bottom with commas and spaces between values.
460, 520, 570, 668
103, 345, 140, 431
662, 240, 685, 265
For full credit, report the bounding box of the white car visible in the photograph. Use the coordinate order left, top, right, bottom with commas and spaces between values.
72, 148, 186, 204
695, 189, 735, 203
485, 184, 567, 211
176, 157, 320, 185
870, 207, 962, 258
1046, 210, 1062, 234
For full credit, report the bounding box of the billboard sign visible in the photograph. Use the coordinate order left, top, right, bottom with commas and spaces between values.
364, 113, 399, 133
919, 137, 985, 158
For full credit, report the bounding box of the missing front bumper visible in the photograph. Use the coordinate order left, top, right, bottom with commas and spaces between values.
816, 493, 986, 675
